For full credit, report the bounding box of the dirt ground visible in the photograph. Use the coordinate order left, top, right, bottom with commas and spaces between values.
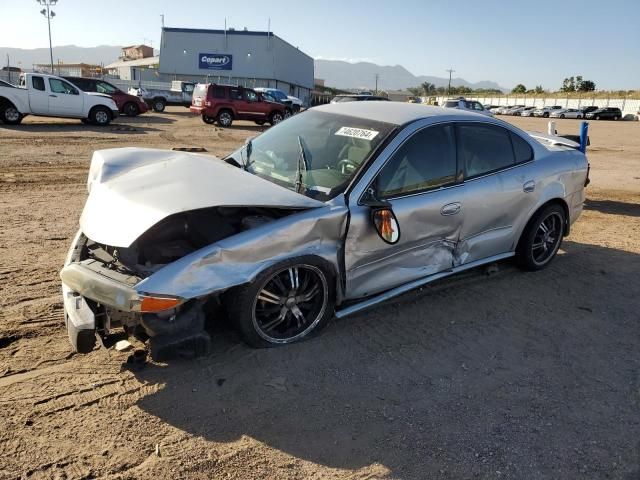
0, 109, 638, 480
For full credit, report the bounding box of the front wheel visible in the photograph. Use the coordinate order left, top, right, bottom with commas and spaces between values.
595, 115, 600, 120
516, 204, 565, 271
613, 116, 620, 121
577, 115, 582, 119
269, 111, 284, 126
543, 112, 549, 118
560, 114, 565, 119
226, 257, 335, 348
123, 102, 139, 116
89, 106, 111, 126
1, 104, 23, 125
202, 114, 216, 124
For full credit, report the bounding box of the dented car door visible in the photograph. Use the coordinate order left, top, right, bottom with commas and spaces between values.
344, 122, 464, 299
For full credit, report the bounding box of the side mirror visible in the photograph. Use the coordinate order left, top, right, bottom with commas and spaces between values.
361, 187, 400, 244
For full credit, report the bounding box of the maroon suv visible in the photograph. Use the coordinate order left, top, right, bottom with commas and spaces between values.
64, 77, 149, 116
190, 84, 286, 127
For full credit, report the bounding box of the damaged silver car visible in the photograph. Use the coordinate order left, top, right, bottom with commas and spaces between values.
60, 102, 590, 359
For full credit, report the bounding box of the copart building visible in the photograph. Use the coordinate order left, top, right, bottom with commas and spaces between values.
158, 27, 314, 105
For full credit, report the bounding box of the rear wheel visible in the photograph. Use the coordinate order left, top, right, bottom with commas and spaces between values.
595, 115, 600, 120
284, 108, 292, 119
543, 112, 549, 118
254, 120, 266, 125
516, 204, 565, 271
227, 257, 335, 348
89, 106, 111, 126
560, 114, 565, 119
152, 98, 166, 112
123, 102, 139, 116
577, 115, 582, 119
1, 104, 23, 125
613, 116, 620, 121
202, 114, 215, 124
269, 111, 284, 126
217, 110, 233, 127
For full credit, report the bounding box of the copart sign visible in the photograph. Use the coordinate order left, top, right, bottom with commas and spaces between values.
199, 53, 233, 70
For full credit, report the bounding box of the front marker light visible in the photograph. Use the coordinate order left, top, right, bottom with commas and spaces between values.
138, 295, 182, 312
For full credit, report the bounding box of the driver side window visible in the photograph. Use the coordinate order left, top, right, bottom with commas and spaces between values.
244, 90, 259, 102
377, 124, 457, 198
49, 78, 78, 95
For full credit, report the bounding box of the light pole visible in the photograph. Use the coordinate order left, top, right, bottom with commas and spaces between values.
37, 0, 57, 74
446, 68, 455, 95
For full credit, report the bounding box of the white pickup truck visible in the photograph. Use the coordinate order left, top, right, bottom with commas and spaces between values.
0, 73, 119, 126
128, 80, 195, 112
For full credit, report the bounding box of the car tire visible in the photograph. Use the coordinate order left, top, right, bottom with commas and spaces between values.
516, 204, 565, 271
217, 110, 233, 127
226, 256, 335, 348
89, 106, 111, 126
560, 114, 565, 119
595, 115, 600, 120
255, 120, 266, 125
292, 104, 301, 113
613, 116, 619, 121
202, 115, 216, 124
1, 103, 23, 125
269, 111, 284, 126
123, 102, 139, 116
577, 115, 582, 119
543, 112, 549, 118
152, 98, 166, 112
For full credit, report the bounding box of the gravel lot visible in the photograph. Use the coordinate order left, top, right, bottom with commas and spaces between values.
0, 109, 638, 480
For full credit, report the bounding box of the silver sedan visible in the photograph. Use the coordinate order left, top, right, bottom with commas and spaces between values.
550, 108, 584, 119
60, 103, 590, 359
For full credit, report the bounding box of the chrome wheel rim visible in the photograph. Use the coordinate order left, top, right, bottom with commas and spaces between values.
219, 112, 232, 126
532, 212, 563, 265
125, 104, 137, 115
272, 113, 283, 124
252, 265, 328, 343
155, 101, 164, 111
284, 110, 292, 119
5, 107, 20, 122
95, 110, 109, 124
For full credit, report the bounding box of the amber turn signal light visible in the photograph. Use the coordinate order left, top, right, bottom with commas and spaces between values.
139, 295, 182, 312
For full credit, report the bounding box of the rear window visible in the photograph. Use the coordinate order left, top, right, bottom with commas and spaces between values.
445, 101, 459, 108
213, 86, 226, 99
510, 132, 534, 163
32, 76, 45, 91
193, 84, 208, 98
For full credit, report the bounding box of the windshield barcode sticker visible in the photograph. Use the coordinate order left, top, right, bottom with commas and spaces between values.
335, 127, 379, 141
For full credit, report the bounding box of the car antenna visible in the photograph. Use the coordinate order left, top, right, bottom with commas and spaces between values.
295, 135, 308, 193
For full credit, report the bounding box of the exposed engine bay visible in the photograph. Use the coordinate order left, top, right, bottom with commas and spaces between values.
83, 206, 293, 278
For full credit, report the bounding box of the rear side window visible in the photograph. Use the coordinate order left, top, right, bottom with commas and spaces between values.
32, 76, 45, 91
510, 132, 534, 163
378, 124, 457, 198
213, 86, 226, 99
230, 89, 242, 100
457, 123, 514, 178
445, 101, 459, 108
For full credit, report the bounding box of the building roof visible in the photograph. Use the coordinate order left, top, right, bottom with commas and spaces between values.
105, 56, 159, 69
312, 102, 491, 126
122, 44, 153, 50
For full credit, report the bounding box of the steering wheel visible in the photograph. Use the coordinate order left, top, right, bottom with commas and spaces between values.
336, 158, 359, 175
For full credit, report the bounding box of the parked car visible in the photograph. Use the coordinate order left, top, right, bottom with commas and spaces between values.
254, 87, 304, 112
190, 83, 288, 127
585, 107, 622, 120
330, 94, 390, 103
494, 105, 514, 115
64, 77, 148, 116
520, 107, 538, 117
503, 105, 526, 115
0, 73, 118, 125
580, 106, 599, 116
533, 106, 563, 118
442, 98, 493, 116
489, 106, 505, 114
60, 103, 589, 359
129, 80, 195, 112
550, 108, 584, 119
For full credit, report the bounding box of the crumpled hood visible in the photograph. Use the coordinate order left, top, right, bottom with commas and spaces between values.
80, 147, 324, 247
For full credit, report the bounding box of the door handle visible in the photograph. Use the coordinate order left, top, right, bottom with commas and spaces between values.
441, 202, 461, 216
523, 180, 535, 193
49, 94, 57, 98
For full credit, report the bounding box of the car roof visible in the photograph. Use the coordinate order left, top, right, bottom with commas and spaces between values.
313, 101, 491, 126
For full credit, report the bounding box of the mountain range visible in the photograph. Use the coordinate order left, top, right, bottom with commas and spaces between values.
315, 59, 505, 92
0, 45, 125, 68
0, 45, 505, 91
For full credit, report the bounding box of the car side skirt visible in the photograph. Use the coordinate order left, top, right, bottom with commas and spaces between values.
335, 252, 515, 319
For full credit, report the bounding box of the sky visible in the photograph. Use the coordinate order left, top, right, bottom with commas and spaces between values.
1, 0, 638, 90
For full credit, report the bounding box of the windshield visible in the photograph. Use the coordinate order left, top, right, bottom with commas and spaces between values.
96, 81, 119, 94
226, 110, 395, 201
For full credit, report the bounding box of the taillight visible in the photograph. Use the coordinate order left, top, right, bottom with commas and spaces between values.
205, 100, 211, 107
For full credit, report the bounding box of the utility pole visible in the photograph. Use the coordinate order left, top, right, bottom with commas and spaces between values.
446, 68, 455, 95
375, 73, 379, 94
37, 0, 57, 74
